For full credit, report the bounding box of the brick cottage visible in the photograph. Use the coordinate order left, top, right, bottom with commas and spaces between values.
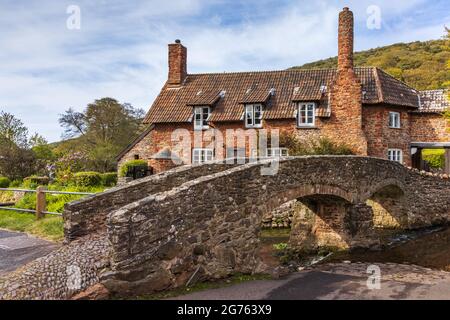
117, 7, 450, 175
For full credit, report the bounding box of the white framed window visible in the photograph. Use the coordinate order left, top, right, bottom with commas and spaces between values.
194, 106, 211, 130
192, 148, 214, 164
389, 112, 401, 129
388, 149, 403, 163
297, 103, 316, 127
267, 148, 289, 158
245, 104, 263, 128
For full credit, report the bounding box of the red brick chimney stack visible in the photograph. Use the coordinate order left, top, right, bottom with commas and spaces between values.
168, 39, 187, 86
328, 7, 367, 155
338, 7, 354, 72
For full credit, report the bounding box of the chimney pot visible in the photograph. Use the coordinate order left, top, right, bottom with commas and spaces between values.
175, 39, 181, 44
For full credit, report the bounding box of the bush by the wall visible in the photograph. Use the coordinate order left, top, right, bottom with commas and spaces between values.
0, 177, 10, 188
119, 160, 148, 177
101, 172, 118, 187
423, 153, 445, 169
23, 176, 50, 188
73, 172, 102, 187
9, 180, 22, 188
309, 137, 354, 155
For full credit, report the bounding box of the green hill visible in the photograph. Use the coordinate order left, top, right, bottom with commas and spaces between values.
292, 39, 450, 90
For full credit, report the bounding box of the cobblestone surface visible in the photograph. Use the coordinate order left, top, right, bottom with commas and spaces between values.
0, 234, 110, 300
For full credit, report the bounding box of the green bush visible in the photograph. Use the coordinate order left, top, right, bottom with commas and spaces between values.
101, 172, 118, 187
423, 153, 445, 169
0, 177, 11, 188
119, 160, 148, 177
308, 137, 354, 155
23, 176, 49, 188
9, 180, 22, 188
279, 134, 354, 156
73, 171, 102, 187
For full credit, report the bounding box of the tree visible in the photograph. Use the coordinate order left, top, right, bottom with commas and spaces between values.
0, 111, 29, 148
0, 112, 36, 179
30, 133, 56, 175
59, 98, 145, 172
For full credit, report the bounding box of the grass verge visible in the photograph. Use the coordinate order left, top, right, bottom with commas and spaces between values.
0, 210, 63, 242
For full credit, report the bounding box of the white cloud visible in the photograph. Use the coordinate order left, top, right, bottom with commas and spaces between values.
0, 0, 447, 142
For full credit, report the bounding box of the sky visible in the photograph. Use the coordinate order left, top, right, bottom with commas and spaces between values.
0, 0, 449, 142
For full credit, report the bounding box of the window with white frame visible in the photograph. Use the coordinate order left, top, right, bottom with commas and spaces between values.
297, 103, 315, 127
389, 112, 401, 128
192, 148, 214, 164
194, 106, 210, 130
388, 149, 403, 163
245, 104, 263, 128
266, 148, 289, 158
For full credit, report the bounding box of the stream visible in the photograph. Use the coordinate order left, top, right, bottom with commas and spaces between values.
260, 225, 450, 272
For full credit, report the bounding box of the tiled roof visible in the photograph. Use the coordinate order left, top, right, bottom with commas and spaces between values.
416, 89, 449, 113
187, 89, 222, 106
375, 68, 420, 108
143, 67, 420, 124
240, 87, 273, 104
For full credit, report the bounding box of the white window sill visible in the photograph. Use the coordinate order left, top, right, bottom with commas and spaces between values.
194, 126, 210, 131
297, 125, 318, 129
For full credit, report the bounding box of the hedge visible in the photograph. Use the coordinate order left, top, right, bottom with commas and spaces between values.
423, 153, 445, 169
0, 177, 10, 188
23, 176, 50, 188
73, 172, 102, 187
119, 160, 148, 177
101, 172, 118, 187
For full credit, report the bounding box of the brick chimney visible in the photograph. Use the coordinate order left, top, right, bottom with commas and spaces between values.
168, 39, 187, 86
327, 8, 367, 155
338, 7, 354, 72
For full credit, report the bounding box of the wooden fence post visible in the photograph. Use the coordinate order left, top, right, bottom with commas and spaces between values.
36, 186, 46, 219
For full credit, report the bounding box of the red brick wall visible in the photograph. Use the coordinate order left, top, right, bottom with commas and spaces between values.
363, 105, 412, 166
410, 113, 450, 142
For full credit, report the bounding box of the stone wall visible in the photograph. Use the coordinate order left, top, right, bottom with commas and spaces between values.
64, 162, 237, 242
261, 200, 295, 228
102, 156, 450, 296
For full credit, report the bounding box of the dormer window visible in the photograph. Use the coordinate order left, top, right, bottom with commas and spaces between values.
389, 112, 401, 129
245, 104, 263, 128
194, 106, 210, 130
297, 102, 316, 127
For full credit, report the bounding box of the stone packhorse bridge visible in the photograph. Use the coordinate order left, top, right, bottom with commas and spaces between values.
1, 156, 450, 299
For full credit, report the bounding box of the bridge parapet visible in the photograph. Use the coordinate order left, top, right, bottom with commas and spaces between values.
63, 161, 237, 242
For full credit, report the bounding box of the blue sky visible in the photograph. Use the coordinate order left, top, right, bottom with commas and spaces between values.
0, 0, 448, 142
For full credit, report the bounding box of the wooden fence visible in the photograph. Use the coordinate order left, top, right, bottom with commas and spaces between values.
0, 187, 95, 219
